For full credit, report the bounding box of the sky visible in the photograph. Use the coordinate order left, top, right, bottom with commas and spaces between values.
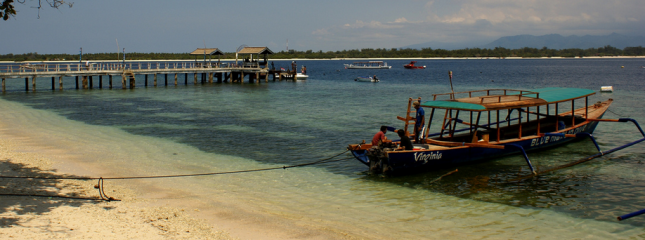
1, 0, 644, 54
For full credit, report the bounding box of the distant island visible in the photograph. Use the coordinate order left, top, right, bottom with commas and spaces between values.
1, 46, 643, 62
402, 33, 645, 50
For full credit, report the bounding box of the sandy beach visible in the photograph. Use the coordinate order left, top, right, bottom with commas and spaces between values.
0, 133, 236, 239
0, 99, 368, 240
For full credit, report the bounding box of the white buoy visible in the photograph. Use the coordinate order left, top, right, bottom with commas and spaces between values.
600, 86, 613, 92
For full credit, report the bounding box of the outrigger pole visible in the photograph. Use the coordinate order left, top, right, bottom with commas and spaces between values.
511, 118, 645, 182
448, 71, 454, 99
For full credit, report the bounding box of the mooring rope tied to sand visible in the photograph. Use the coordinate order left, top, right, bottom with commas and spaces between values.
0, 150, 352, 201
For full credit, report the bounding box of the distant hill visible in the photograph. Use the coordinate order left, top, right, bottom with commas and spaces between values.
403, 33, 645, 50
481, 33, 645, 49
401, 40, 489, 51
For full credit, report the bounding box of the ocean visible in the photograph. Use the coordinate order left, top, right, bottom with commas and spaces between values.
1, 58, 645, 238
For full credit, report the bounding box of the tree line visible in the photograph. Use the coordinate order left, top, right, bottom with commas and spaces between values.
1, 45, 643, 62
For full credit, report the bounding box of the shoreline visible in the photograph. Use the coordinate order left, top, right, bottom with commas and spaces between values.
0, 99, 367, 240
0, 123, 234, 239
1, 55, 645, 63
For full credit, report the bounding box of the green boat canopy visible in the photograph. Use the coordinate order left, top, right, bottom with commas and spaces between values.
525, 87, 596, 103
420, 87, 596, 111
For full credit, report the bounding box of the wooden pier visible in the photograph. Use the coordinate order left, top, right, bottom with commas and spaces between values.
0, 47, 299, 92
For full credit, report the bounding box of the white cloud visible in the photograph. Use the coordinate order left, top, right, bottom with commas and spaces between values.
394, 17, 409, 23
307, 0, 645, 50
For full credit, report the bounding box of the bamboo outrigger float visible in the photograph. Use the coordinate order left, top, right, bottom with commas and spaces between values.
349, 87, 645, 175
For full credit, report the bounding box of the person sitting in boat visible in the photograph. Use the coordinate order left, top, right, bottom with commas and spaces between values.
413, 101, 425, 143
397, 129, 413, 150
373, 75, 378, 81
371, 126, 388, 146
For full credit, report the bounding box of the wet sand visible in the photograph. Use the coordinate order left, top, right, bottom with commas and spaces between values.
0, 99, 366, 240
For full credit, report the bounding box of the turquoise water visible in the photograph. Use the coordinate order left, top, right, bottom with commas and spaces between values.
2, 58, 645, 238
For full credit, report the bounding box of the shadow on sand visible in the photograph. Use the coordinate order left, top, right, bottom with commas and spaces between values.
0, 158, 106, 228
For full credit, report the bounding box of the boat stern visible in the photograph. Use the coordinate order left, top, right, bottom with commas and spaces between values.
348, 144, 371, 166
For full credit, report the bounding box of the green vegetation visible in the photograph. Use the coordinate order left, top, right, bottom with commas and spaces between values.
1, 45, 643, 62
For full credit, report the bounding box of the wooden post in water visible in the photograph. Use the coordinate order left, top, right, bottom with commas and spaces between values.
82, 76, 88, 89
31, 76, 36, 92
129, 74, 135, 89
99, 75, 103, 89
51, 77, 55, 90
2, 78, 6, 92
89, 76, 93, 89
75, 76, 79, 89
194, 73, 197, 85
109, 75, 113, 89
59, 76, 63, 90
184, 73, 188, 85
241, 72, 245, 84
174, 74, 177, 86
145, 74, 148, 87
209, 72, 213, 83
153, 74, 157, 87
121, 75, 126, 89
164, 74, 167, 86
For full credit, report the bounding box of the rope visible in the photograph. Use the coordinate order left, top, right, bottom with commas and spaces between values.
427, 169, 458, 184
0, 150, 350, 181
0, 150, 352, 201
509, 146, 624, 182
0, 193, 109, 201
607, 109, 629, 117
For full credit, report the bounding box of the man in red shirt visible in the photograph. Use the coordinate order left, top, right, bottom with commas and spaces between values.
371, 126, 388, 146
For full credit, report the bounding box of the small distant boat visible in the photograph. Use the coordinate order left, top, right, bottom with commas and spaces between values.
355, 76, 379, 82
600, 86, 613, 92
344, 61, 391, 69
404, 61, 426, 69
296, 73, 308, 80
274, 72, 308, 80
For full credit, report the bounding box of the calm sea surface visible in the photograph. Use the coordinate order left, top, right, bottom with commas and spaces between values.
2, 58, 645, 238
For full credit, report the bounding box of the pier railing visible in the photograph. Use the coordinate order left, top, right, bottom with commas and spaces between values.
0, 61, 256, 74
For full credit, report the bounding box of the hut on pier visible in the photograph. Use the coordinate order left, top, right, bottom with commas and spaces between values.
236, 47, 274, 69
190, 48, 225, 68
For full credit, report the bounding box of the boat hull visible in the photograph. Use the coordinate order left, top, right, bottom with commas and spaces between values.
355, 77, 379, 82
351, 121, 601, 173
345, 66, 392, 69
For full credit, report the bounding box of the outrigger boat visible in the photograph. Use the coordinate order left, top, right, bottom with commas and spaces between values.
355, 76, 379, 82
348, 87, 645, 175
344, 61, 392, 69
